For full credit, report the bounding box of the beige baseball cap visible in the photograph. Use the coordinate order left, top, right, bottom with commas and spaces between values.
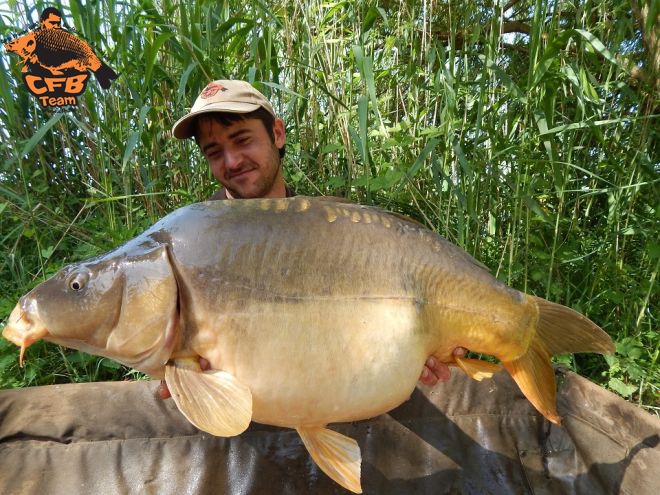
172, 80, 276, 139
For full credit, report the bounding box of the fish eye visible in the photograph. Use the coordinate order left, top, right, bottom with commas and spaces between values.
68, 272, 89, 292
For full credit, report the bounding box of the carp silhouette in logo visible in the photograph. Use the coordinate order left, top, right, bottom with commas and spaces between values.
4, 7, 118, 108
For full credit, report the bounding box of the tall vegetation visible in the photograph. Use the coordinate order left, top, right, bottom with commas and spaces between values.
0, 0, 657, 413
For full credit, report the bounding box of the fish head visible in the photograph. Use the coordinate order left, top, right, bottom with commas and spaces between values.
5, 32, 36, 59
3, 245, 179, 376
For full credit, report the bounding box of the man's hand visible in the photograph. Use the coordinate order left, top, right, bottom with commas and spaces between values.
419, 348, 467, 386
159, 357, 211, 399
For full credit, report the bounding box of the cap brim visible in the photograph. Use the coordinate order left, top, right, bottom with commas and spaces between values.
172, 102, 262, 139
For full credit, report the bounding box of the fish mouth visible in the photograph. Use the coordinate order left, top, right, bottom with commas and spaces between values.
2, 303, 49, 366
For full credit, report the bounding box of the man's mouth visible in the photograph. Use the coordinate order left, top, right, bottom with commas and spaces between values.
228, 168, 255, 180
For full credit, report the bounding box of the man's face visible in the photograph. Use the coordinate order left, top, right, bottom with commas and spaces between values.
42, 14, 61, 29
196, 116, 286, 199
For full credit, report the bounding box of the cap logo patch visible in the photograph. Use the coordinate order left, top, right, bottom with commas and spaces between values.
201, 82, 228, 99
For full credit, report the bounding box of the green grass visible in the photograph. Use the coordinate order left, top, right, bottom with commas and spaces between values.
0, 0, 657, 413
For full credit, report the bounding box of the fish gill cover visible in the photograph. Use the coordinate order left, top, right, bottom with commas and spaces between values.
3, 6, 118, 109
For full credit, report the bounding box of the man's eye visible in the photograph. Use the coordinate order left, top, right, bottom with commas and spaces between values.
206, 149, 222, 159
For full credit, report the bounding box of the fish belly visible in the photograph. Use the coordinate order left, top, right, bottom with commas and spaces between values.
192, 297, 428, 428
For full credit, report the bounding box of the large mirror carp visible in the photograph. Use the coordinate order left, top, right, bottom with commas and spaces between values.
3, 196, 614, 493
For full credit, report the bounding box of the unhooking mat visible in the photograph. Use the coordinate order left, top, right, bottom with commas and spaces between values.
0, 367, 657, 494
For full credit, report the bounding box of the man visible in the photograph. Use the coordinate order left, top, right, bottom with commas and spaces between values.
39, 7, 63, 30
167, 79, 464, 399
172, 80, 290, 200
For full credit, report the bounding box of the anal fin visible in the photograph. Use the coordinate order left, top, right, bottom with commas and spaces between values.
165, 358, 252, 436
455, 356, 501, 381
297, 426, 362, 493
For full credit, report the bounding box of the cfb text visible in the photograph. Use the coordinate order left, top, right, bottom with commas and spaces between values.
24, 74, 88, 95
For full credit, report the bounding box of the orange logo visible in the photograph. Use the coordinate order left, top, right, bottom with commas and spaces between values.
3, 7, 118, 109
200, 82, 228, 99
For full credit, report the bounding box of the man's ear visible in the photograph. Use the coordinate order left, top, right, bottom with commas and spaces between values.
273, 118, 286, 149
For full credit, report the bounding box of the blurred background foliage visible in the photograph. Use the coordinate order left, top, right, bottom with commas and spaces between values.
0, 0, 657, 414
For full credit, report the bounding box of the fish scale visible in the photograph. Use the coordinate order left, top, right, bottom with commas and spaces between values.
33, 28, 101, 69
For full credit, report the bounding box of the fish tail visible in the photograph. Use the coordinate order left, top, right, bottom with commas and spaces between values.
503, 296, 614, 425
94, 62, 118, 89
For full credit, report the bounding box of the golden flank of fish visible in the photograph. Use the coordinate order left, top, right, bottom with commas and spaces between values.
2, 197, 614, 493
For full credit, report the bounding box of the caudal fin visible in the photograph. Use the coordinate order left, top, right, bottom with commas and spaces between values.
503, 296, 614, 424
94, 62, 118, 89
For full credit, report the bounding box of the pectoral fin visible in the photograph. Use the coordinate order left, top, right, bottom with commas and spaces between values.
455, 356, 502, 381
297, 426, 362, 494
165, 358, 252, 437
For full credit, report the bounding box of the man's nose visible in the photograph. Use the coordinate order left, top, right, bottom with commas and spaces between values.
223, 149, 243, 169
